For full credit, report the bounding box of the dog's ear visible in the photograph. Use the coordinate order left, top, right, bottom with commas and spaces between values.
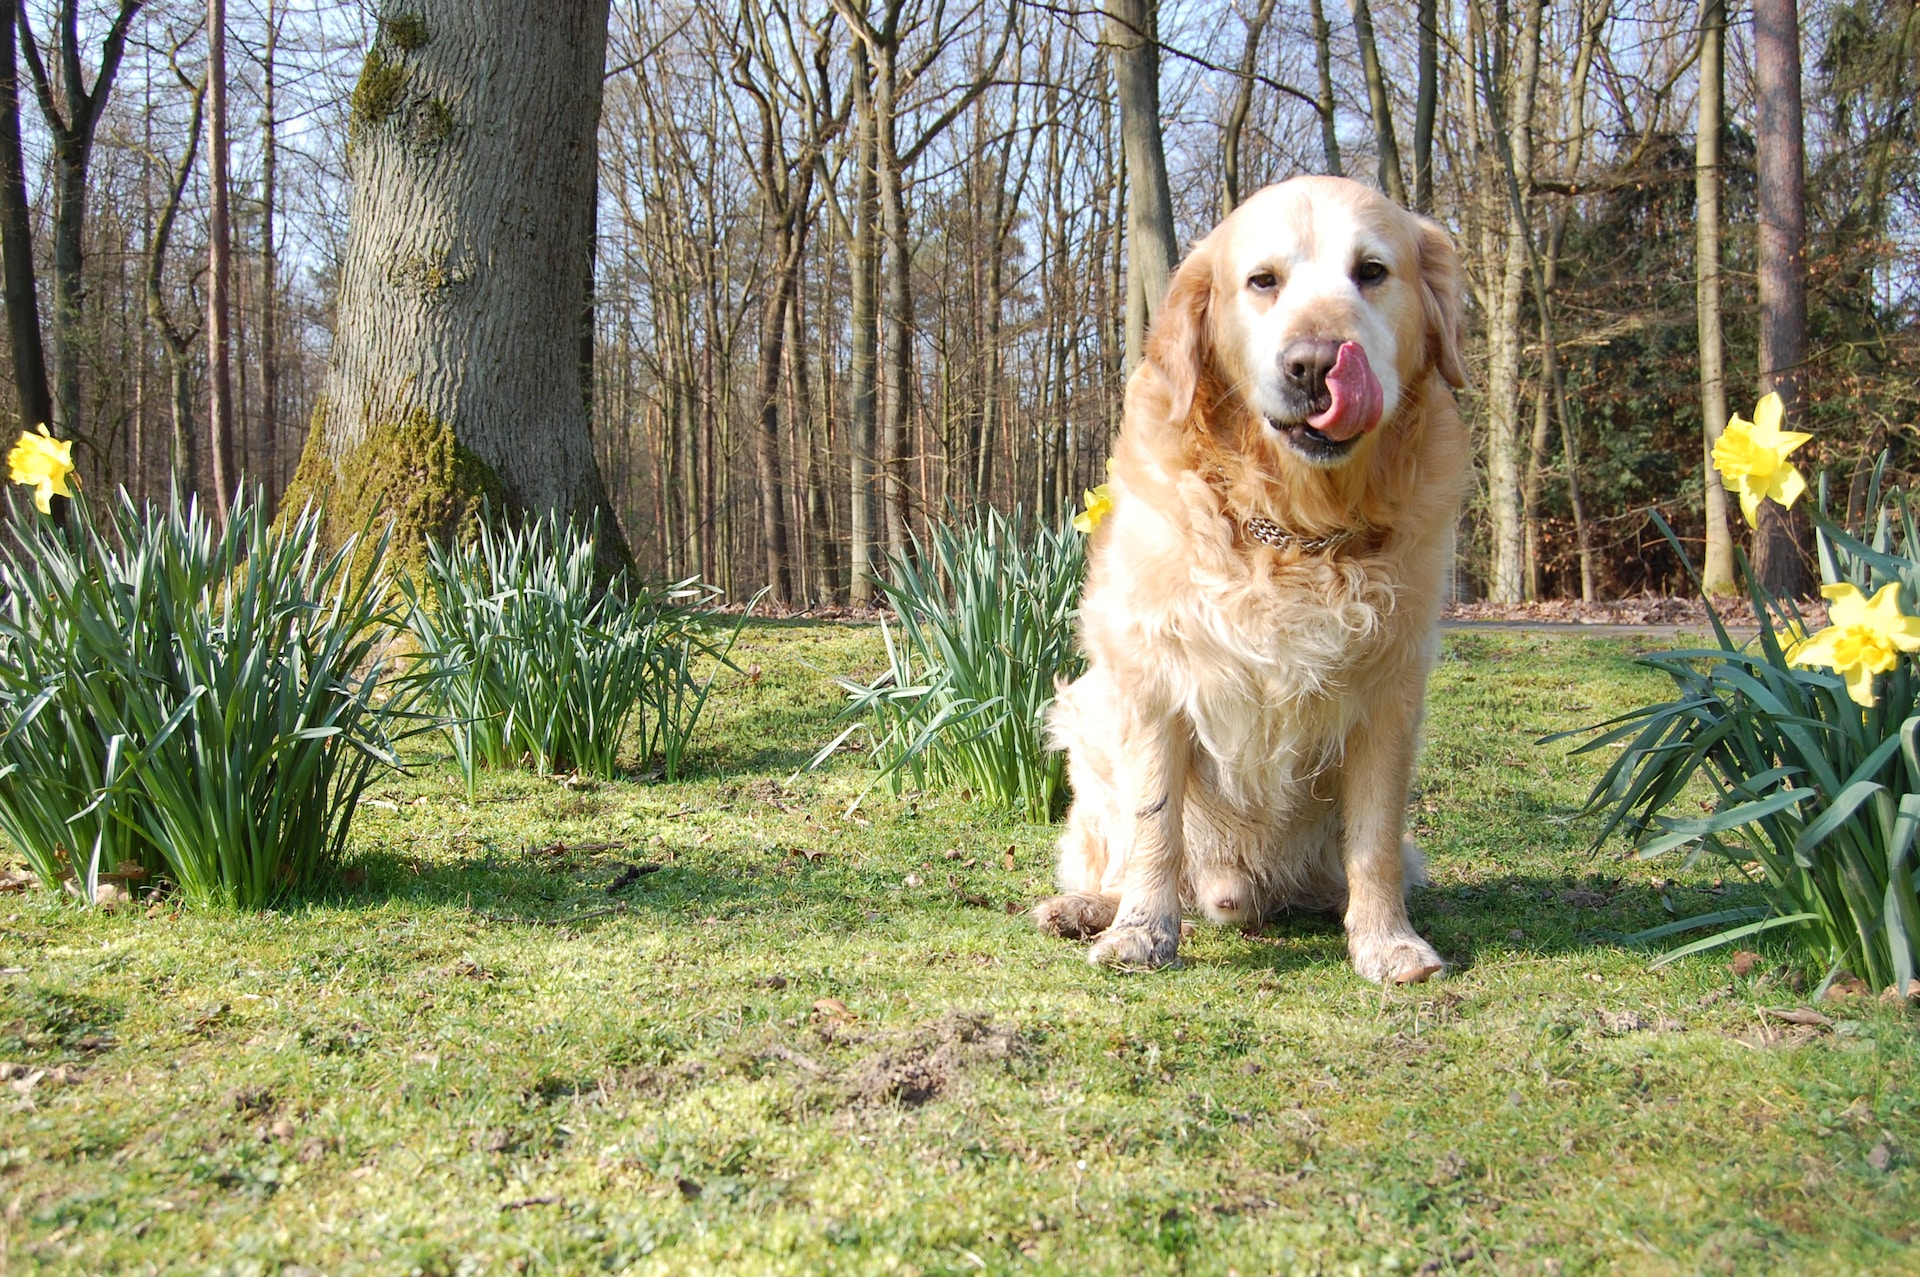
1416, 217, 1468, 389
1143, 240, 1214, 422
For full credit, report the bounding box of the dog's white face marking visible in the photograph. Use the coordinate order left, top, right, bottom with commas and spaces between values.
1212, 183, 1421, 467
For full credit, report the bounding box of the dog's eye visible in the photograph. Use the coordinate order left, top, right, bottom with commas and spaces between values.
1355, 260, 1389, 285
1247, 270, 1278, 292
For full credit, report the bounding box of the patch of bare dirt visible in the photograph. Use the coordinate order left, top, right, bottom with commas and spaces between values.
768, 1010, 1026, 1109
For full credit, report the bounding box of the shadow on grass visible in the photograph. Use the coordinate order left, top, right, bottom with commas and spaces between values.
296, 840, 1759, 978
310, 844, 767, 930
1204, 872, 1765, 976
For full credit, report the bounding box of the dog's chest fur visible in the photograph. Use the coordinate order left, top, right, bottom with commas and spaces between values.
1161, 546, 1411, 809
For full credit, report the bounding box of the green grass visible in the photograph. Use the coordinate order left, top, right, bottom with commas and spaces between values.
2, 626, 1916, 1274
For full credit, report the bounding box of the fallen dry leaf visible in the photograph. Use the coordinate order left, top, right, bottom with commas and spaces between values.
812, 997, 853, 1022
1761, 1006, 1832, 1028
0, 868, 34, 893
1730, 950, 1761, 978
1869, 1142, 1893, 1172
1824, 971, 1870, 1001
1003, 847, 1016, 871
89, 881, 130, 909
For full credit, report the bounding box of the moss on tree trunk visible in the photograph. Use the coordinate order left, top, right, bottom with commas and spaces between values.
280, 405, 508, 576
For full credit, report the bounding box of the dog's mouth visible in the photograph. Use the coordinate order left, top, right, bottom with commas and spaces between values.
1266, 416, 1362, 464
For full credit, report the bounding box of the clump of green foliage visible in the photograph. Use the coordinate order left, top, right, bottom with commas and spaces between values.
380, 11, 428, 51
350, 47, 408, 129
0, 488, 424, 908
821, 507, 1086, 822
1569, 469, 1920, 995
401, 510, 752, 788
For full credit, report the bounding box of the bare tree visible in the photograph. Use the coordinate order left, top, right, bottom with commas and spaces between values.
207, 0, 233, 518
15, 0, 144, 438
1106, 0, 1176, 372
722, 0, 846, 604
1696, 0, 1735, 594
1413, 0, 1436, 210
1221, 0, 1278, 215
1349, 0, 1405, 202
1472, 0, 1545, 602
144, 32, 203, 495
258, 0, 280, 504
0, 0, 51, 435
1751, 0, 1814, 596
1308, 0, 1342, 175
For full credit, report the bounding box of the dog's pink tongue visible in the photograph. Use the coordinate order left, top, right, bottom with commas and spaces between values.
1306, 342, 1384, 442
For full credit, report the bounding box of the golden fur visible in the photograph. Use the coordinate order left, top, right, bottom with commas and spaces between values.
1033, 176, 1470, 982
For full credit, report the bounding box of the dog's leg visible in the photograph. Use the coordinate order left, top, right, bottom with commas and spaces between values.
1035, 738, 1122, 941
1087, 719, 1190, 970
1340, 673, 1444, 984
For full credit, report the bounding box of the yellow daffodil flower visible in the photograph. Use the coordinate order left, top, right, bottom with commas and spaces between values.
1774, 617, 1812, 663
1712, 392, 1810, 528
1787, 582, 1920, 707
7, 425, 75, 514
1073, 483, 1113, 535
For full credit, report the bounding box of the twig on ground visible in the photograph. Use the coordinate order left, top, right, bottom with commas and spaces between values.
762, 1043, 832, 1075
500, 1196, 563, 1211
474, 902, 631, 927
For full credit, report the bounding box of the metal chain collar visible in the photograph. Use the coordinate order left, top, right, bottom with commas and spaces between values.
1241, 515, 1369, 555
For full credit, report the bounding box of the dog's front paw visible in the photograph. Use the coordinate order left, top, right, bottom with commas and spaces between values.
1034, 892, 1119, 940
1348, 931, 1445, 985
1088, 922, 1179, 971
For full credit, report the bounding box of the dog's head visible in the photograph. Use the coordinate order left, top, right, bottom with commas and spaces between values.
1142, 176, 1466, 473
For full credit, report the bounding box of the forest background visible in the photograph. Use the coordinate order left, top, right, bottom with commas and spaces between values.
0, 0, 1914, 607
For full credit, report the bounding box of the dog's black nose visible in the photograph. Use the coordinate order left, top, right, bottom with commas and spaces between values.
1280, 339, 1342, 400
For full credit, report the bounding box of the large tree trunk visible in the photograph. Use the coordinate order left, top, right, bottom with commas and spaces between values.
1751, 0, 1814, 597
1696, 0, 1736, 594
1106, 0, 1177, 373
289, 2, 622, 563
0, 0, 51, 435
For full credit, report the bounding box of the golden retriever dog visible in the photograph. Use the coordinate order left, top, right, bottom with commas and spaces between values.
1033, 175, 1469, 983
